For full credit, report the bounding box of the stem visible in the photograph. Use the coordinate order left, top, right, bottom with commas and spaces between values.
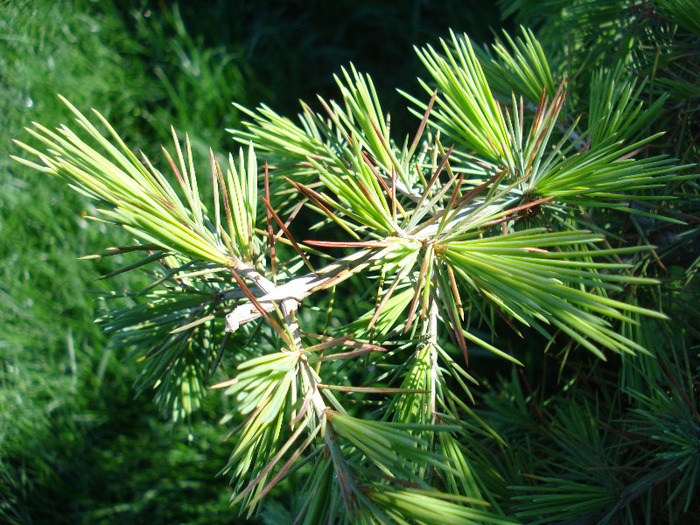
428, 299, 439, 423
225, 247, 388, 333
300, 355, 331, 421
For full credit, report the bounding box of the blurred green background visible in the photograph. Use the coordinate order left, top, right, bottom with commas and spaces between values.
0, 1, 504, 522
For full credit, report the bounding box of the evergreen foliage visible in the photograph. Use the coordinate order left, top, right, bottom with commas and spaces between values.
6, 0, 699, 523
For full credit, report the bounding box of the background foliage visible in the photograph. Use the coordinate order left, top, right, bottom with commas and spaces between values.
2, 0, 698, 524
